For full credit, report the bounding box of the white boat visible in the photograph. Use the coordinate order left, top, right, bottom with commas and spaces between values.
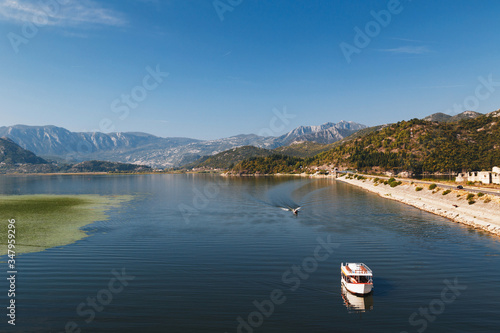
340, 262, 373, 295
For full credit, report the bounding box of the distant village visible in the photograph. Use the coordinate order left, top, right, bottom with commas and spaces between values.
456, 167, 500, 185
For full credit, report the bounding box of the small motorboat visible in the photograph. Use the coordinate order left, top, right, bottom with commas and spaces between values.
341, 262, 373, 295
281, 206, 301, 215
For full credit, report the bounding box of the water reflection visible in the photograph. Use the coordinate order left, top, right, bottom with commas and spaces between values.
341, 285, 374, 313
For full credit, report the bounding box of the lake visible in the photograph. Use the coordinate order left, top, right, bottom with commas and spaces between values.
1, 174, 499, 332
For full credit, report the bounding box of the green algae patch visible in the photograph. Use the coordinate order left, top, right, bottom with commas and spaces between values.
0, 195, 132, 255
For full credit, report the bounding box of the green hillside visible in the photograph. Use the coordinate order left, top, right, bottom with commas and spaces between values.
233, 154, 305, 174
68, 160, 151, 173
230, 111, 500, 175
273, 141, 333, 158
311, 112, 499, 173
423, 112, 452, 122
332, 125, 386, 145
186, 146, 273, 169
0, 137, 151, 174
186, 141, 335, 170
0, 137, 48, 164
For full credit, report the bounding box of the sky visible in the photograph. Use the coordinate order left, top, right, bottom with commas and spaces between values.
1, 0, 500, 140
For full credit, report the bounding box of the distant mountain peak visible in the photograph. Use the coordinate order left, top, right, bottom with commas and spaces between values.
275, 121, 366, 146
487, 109, 500, 117
455, 110, 483, 119
423, 112, 452, 122
423, 111, 483, 123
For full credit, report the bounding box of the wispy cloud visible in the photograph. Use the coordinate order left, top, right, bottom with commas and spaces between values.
389, 37, 434, 44
421, 84, 467, 89
61, 31, 89, 38
0, 0, 126, 27
379, 45, 432, 54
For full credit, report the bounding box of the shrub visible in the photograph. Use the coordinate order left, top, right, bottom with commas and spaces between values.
466, 181, 475, 185
383, 180, 388, 185
388, 177, 396, 183
466, 193, 475, 200
468, 200, 476, 205
428, 183, 437, 190
477, 192, 485, 197
484, 198, 491, 203
390, 181, 402, 187
416, 187, 423, 191
456, 194, 461, 198
373, 177, 380, 183
442, 189, 451, 195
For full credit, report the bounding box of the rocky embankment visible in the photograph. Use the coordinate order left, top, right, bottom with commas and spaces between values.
335, 175, 500, 237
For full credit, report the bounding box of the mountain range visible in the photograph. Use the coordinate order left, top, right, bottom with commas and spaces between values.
0, 121, 366, 168
231, 109, 500, 175
0, 137, 151, 173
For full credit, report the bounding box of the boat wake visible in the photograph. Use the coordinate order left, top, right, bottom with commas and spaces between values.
243, 180, 308, 215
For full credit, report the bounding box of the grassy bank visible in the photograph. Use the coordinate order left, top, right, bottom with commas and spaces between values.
0, 194, 132, 255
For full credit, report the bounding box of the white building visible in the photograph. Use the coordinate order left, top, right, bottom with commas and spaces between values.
456, 167, 500, 185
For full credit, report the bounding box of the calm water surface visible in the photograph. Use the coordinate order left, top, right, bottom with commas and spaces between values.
0, 174, 499, 332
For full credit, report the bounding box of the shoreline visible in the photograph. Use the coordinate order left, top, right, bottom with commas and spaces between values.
334, 175, 500, 237
2, 172, 499, 237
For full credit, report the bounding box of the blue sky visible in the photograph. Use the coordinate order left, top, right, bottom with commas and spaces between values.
1, 0, 500, 140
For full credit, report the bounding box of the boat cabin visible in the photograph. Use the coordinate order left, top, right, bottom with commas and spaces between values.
341, 263, 373, 285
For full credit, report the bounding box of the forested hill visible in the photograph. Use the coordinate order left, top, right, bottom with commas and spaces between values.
185, 142, 335, 170
68, 161, 151, 173
185, 146, 273, 170
0, 137, 152, 174
230, 110, 500, 174
0, 137, 48, 164
312, 110, 500, 173
233, 154, 305, 174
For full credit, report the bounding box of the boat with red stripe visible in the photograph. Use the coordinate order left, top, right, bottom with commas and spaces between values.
341, 262, 373, 295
